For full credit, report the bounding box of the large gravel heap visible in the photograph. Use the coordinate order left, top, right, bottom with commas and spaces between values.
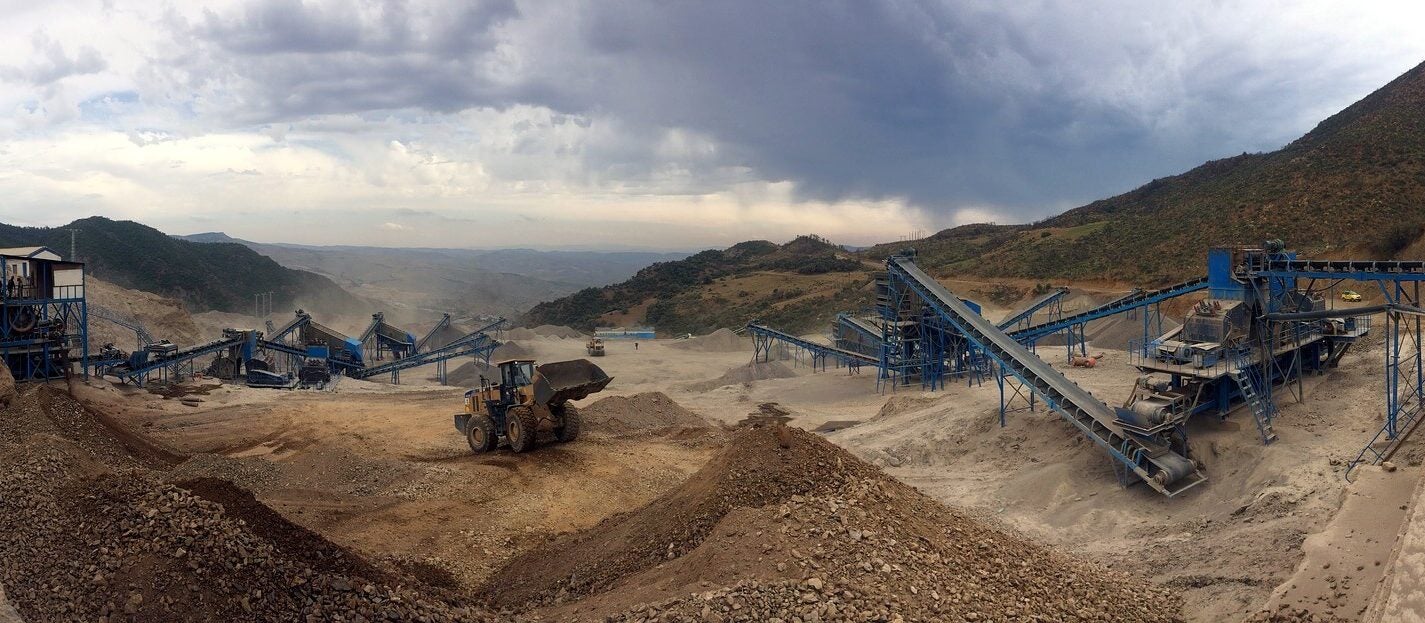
0, 385, 496, 622
486, 425, 1186, 622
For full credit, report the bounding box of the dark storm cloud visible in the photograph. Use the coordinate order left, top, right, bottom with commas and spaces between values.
174, 0, 1411, 221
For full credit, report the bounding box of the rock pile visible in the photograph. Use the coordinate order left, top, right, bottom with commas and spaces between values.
666, 328, 748, 352
0, 386, 496, 622
578, 392, 712, 435
684, 361, 798, 392
485, 425, 1184, 622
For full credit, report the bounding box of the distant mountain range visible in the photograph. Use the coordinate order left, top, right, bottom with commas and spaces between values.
0, 217, 359, 314
177, 232, 687, 317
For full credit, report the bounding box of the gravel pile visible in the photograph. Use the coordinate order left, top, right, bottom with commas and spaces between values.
579, 392, 711, 435
530, 325, 585, 339
0, 384, 497, 622
666, 328, 748, 353
487, 425, 1183, 622
684, 361, 797, 392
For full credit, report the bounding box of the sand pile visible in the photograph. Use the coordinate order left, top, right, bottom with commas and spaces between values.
1090, 315, 1182, 350
446, 360, 494, 386
505, 327, 540, 340
578, 392, 711, 434
666, 328, 749, 352
87, 278, 203, 350
531, 324, 585, 339
684, 361, 798, 392
0, 384, 494, 622
492, 340, 532, 361
483, 426, 1184, 622
418, 323, 470, 351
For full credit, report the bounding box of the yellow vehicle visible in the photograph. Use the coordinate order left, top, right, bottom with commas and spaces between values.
1341, 290, 1363, 302
453, 358, 612, 453
585, 337, 605, 356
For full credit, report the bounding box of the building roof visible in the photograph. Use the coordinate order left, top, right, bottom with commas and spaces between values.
0, 246, 62, 260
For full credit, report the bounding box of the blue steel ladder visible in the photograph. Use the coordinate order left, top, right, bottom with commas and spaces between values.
1229, 348, 1278, 444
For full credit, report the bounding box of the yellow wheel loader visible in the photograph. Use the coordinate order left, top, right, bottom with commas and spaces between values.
453, 358, 612, 454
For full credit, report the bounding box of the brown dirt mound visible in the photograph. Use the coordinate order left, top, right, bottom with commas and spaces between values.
665, 328, 748, 352
487, 426, 1185, 622
579, 392, 711, 435
684, 360, 797, 392
87, 277, 203, 350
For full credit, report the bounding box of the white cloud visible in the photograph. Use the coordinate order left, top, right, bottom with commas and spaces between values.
380, 222, 411, 231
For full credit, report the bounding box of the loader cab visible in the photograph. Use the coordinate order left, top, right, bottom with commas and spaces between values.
495, 358, 536, 406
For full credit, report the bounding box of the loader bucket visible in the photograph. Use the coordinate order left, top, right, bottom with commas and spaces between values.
534, 359, 613, 406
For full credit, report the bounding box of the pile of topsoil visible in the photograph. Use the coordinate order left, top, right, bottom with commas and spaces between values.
481, 425, 1186, 622
0, 384, 495, 622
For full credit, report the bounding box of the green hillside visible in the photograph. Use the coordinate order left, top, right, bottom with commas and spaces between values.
0, 217, 360, 313
523, 235, 871, 334
866, 59, 1425, 284
531, 60, 1425, 332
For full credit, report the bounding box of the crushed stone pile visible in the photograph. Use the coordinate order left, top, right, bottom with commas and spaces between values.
531, 324, 585, 339
578, 392, 711, 434
0, 383, 496, 622
666, 328, 749, 352
446, 360, 495, 387
684, 361, 798, 392
482, 425, 1184, 622
491, 341, 532, 361
504, 328, 540, 341
1088, 315, 1183, 351
419, 323, 472, 351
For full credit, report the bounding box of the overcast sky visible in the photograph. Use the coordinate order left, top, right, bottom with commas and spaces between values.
0, 1, 1422, 251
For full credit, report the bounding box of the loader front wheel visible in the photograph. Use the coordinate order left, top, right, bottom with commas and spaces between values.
506, 406, 539, 453
466, 414, 497, 454
555, 405, 581, 443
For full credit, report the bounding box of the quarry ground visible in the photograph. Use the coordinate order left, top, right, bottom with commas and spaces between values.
14, 309, 1424, 622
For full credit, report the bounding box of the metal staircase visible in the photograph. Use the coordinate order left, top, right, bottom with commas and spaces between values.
1228, 350, 1278, 444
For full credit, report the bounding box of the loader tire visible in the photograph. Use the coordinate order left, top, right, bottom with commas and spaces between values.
555, 405, 581, 443
466, 414, 497, 454
506, 405, 539, 453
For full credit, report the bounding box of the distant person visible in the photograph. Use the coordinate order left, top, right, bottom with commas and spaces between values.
634, 341, 639, 350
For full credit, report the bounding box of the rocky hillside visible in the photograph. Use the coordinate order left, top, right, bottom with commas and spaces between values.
523, 235, 874, 335
867, 59, 1425, 284
0, 217, 359, 314
543, 60, 1425, 335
